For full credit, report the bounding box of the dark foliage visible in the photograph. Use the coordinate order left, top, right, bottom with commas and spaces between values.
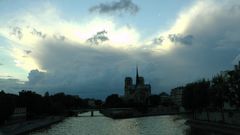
149, 95, 161, 106
0, 90, 89, 125
0, 91, 15, 125
104, 94, 124, 108
182, 62, 240, 113
182, 79, 210, 111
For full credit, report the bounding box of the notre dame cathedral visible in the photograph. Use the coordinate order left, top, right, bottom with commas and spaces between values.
124, 67, 151, 103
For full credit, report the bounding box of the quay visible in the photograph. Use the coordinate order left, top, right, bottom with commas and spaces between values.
0, 116, 64, 135
186, 120, 240, 135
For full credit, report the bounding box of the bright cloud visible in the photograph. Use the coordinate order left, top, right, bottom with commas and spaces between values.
0, 6, 143, 73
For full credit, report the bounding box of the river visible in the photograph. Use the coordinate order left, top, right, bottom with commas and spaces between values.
29, 111, 189, 135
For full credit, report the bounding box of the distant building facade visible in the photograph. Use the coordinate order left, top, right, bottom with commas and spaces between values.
5, 107, 26, 124
87, 99, 96, 107
159, 92, 171, 103
218, 61, 240, 110
171, 87, 183, 106
124, 67, 151, 103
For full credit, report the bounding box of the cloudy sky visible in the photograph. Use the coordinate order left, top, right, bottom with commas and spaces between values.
0, 0, 240, 99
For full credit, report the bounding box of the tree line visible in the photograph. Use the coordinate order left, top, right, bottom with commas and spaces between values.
181, 63, 240, 120
103, 92, 174, 112
0, 90, 90, 125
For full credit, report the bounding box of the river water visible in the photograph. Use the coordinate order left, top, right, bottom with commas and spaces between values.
29, 111, 189, 135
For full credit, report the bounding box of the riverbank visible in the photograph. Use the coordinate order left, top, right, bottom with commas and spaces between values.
186, 119, 240, 135
0, 116, 64, 135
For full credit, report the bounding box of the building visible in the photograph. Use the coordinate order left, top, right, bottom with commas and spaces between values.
171, 87, 183, 106
5, 107, 26, 124
124, 66, 151, 103
87, 99, 96, 107
219, 61, 240, 110
159, 92, 171, 103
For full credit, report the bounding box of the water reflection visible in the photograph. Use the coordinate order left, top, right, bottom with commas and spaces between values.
29, 111, 188, 135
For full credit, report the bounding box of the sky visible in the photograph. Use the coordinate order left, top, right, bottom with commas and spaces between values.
0, 0, 240, 99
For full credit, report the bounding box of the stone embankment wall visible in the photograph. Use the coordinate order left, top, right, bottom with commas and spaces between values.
195, 110, 240, 125
0, 116, 64, 135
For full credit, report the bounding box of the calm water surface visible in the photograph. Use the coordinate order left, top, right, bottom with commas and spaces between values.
29, 111, 189, 135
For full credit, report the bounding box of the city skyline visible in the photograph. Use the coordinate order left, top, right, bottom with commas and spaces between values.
0, 0, 240, 99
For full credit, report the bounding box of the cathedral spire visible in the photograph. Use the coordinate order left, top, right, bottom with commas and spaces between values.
136, 65, 139, 85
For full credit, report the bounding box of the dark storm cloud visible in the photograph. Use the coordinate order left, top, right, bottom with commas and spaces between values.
151, 34, 194, 46
26, 40, 134, 98
31, 28, 46, 39
89, 0, 139, 15
25, 38, 237, 98
53, 34, 66, 41
9, 26, 23, 40
152, 36, 164, 45
87, 30, 109, 45
24, 50, 32, 55
27, 69, 45, 85
168, 34, 194, 46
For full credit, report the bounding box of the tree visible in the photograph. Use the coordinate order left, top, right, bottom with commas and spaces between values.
17, 90, 44, 118
159, 92, 172, 107
228, 70, 240, 108
95, 100, 103, 108
149, 95, 160, 106
104, 94, 123, 108
211, 75, 229, 122
0, 91, 15, 125
182, 79, 210, 119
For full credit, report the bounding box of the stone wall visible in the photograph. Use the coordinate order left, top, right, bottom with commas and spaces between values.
195, 110, 240, 125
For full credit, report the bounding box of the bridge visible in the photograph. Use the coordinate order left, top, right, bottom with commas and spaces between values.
71, 108, 102, 117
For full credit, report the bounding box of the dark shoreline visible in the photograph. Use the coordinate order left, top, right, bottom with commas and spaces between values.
0, 109, 91, 135
186, 119, 240, 135
0, 116, 65, 135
